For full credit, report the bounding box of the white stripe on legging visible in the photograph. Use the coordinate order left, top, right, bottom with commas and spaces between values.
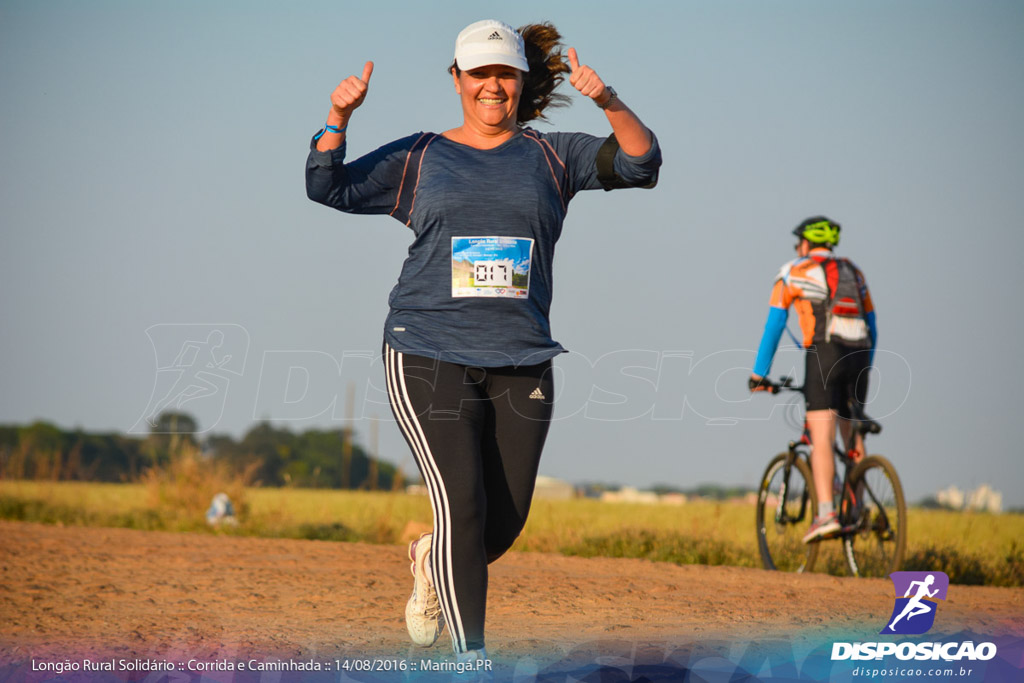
385, 345, 467, 652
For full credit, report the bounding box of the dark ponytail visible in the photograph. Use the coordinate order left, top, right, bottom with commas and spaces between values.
516, 23, 571, 124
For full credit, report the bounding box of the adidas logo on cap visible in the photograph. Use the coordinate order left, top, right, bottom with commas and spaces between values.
529, 388, 546, 400
454, 20, 528, 72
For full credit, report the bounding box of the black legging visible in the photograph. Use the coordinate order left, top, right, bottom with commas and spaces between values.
384, 343, 554, 653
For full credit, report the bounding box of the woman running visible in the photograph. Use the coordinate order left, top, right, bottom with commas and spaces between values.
305, 19, 661, 662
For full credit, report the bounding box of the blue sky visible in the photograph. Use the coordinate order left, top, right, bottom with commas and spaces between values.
2, 0, 1022, 506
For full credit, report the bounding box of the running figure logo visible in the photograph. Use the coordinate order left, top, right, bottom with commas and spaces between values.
881, 571, 949, 635
131, 324, 249, 434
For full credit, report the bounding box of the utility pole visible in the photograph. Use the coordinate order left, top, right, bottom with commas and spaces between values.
367, 415, 379, 491
341, 382, 354, 489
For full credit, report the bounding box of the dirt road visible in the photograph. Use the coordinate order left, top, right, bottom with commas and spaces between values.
1, 521, 1021, 681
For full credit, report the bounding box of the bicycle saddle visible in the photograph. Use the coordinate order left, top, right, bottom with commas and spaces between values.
847, 400, 883, 435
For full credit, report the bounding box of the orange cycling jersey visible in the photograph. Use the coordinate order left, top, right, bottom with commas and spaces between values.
769, 248, 875, 348
753, 247, 877, 378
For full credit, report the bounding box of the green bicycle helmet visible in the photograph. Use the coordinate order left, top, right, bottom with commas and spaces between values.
792, 216, 841, 247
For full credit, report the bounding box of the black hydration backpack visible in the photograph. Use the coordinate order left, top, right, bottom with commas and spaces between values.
821, 258, 871, 347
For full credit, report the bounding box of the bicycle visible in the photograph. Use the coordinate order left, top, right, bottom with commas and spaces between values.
754, 376, 907, 577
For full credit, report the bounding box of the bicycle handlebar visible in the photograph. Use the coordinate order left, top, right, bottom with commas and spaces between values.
756, 375, 799, 394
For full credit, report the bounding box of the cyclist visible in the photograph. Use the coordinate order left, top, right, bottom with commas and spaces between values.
749, 216, 877, 542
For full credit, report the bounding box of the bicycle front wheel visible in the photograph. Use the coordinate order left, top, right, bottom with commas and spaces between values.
756, 452, 819, 572
843, 454, 907, 577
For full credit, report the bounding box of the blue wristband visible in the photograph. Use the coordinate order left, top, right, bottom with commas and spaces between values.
314, 123, 348, 140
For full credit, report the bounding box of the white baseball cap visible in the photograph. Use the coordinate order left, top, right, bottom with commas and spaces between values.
453, 19, 528, 72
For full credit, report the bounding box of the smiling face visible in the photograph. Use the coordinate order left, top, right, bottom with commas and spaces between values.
453, 64, 524, 137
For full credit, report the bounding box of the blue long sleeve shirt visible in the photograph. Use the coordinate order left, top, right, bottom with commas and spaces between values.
307, 128, 661, 366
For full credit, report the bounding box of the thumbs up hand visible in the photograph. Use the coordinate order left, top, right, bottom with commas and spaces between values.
330, 61, 375, 119
567, 48, 611, 107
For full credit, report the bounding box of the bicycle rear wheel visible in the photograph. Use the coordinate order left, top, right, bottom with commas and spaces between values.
842, 455, 906, 577
756, 452, 819, 572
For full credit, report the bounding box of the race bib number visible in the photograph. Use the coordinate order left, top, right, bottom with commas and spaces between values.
452, 237, 533, 298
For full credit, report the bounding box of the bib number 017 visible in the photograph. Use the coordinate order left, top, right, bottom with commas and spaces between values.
474, 261, 512, 287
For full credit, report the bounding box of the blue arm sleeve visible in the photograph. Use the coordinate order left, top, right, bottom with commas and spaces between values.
865, 310, 877, 365
753, 306, 789, 378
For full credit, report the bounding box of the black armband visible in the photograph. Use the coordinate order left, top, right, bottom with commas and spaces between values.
596, 134, 630, 191
595, 133, 658, 191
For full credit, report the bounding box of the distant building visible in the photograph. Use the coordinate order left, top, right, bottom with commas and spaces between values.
600, 486, 660, 505
966, 484, 1003, 513
936, 486, 965, 510
533, 475, 575, 500
934, 484, 1003, 513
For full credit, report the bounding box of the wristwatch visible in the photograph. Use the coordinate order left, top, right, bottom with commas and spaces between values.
596, 86, 617, 110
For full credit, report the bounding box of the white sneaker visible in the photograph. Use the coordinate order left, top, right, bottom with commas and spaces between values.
455, 648, 492, 680
405, 533, 444, 647
802, 512, 841, 543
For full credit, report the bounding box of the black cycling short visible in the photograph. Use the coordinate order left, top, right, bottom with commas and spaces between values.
804, 342, 871, 416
